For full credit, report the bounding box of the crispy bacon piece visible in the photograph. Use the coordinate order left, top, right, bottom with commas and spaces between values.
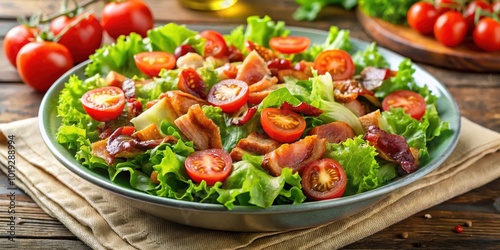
359, 110, 382, 132
230, 132, 282, 161
277, 69, 309, 83
174, 104, 222, 150
262, 135, 327, 176
249, 76, 278, 93
360, 66, 396, 91
245, 40, 278, 62
127, 97, 143, 119
294, 60, 314, 77
363, 125, 418, 174
230, 106, 257, 126
280, 101, 323, 117
105, 71, 126, 87
163, 90, 209, 117
308, 121, 355, 144
333, 79, 375, 103
92, 126, 177, 165
236, 50, 271, 85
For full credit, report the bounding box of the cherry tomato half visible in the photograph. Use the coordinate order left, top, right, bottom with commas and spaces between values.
301, 158, 347, 201
134, 51, 176, 77
382, 90, 427, 120
313, 49, 355, 81
269, 36, 311, 54
208, 79, 249, 113
260, 108, 306, 143
101, 0, 154, 40
407, 2, 440, 35
81, 86, 126, 122
3, 24, 38, 67
16, 41, 73, 92
473, 17, 500, 52
184, 149, 233, 186
50, 13, 103, 63
199, 30, 228, 58
178, 68, 207, 99
434, 11, 468, 47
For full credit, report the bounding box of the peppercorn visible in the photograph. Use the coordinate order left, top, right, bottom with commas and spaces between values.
464, 220, 472, 227
454, 225, 463, 233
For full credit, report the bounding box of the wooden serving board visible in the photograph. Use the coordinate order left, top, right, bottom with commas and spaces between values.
357, 9, 500, 73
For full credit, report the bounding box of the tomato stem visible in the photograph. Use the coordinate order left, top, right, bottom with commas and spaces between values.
52, 10, 92, 42
38, 0, 100, 24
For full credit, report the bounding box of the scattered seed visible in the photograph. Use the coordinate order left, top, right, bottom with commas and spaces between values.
464, 220, 472, 228
454, 225, 464, 233
400, 232, 409, 239
424, 213, 432, 219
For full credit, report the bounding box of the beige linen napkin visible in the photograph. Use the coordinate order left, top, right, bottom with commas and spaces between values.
1, 117, 500, 250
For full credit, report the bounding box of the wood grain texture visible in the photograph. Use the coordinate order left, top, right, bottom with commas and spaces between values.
357, 9, 500, 73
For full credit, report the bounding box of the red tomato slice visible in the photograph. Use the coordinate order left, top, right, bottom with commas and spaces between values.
81, 86, 126, 122
178, 68, 207, 99
382, 90, 427, 120
301, 158, 347, 201
184, 149, 232, 185
199, 30, 228, 58
207, 79, 249, 113
269, 36, 311, 54
260, 108, 306, 143
313, 49, 355, 81
134, 51, 176, 77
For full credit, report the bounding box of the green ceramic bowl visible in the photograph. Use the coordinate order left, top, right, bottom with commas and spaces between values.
39, 25, 461, 232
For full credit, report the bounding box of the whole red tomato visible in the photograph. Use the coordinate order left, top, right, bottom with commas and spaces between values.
492, 1, 500, 17
3, 25, 39, 67
407, 2, 440, 35
101, 0, 154, 40
473, 17, 500, 52
434, 11, 468, 47
434, 0, 460, 13
16, 41, 74, 92
464, 0, 492, 30
50, 13, 103, 63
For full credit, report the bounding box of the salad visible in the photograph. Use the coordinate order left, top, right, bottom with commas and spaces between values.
56, 16, 450, 210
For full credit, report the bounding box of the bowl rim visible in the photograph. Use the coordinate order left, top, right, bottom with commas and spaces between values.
38, 24, 462, 215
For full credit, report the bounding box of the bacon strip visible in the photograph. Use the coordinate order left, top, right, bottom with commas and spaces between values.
333, 79, 375, 103
92, 127, 177, 165
280, 101, 323, 117
230, 132, 281, 161
262, 135, 326, 176
363, 125, 418, 174
174, 104, 222, 150
308, 121, 355, 144
236, 50, 271, 85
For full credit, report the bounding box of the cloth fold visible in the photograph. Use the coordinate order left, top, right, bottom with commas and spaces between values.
1, 117, 499, 250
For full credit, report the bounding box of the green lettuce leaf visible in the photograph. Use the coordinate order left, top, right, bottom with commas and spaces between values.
147, 23, 203, 54
85, 33, 148, 78
352, 42, 389, 74
244, 15, 290, 48
217, 157, 306, 209
325, 136, 386, 196
292, 26, 352, 63
293, 0, 358, 21
309, 72, 365, 134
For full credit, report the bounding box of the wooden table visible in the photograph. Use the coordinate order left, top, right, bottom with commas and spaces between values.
1, 0, 499, 249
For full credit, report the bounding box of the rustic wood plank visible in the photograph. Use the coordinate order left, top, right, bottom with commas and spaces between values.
344, 178, 500, 249
0, 84, 43, 122
0, 239, 90, 249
